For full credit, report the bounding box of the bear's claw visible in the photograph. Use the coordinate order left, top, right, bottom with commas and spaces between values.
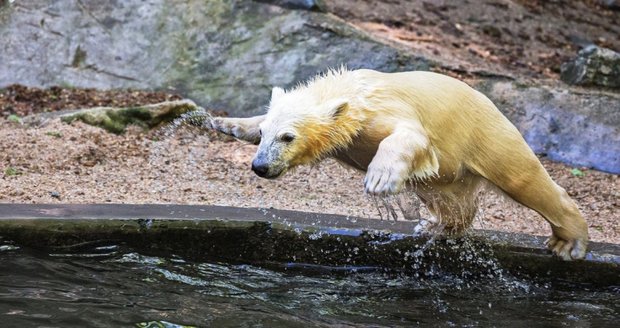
208, 118, 237, 137
545, 235, 587, 261
364, 162, 408, 195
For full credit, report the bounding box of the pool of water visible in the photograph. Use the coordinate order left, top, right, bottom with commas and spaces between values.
0, 244, 618, 327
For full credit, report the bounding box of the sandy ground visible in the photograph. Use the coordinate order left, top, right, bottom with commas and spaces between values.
0, 118, 617, 243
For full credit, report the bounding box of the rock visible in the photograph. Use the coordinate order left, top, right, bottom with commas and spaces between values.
481, 25, 502, 39
560, 46, 620, 88
0, 0, 428, 117
257, 0, 327, 12
477, 80, 620, 174
60, 100, 200, 134
598, 0, 620, 10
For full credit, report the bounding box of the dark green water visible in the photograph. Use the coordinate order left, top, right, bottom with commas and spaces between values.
0, 245, 617, 327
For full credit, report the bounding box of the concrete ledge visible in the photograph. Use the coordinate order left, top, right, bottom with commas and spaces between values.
0, 204, 618, 287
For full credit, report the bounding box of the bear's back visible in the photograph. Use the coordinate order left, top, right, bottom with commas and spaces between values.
352, 69, 525, 167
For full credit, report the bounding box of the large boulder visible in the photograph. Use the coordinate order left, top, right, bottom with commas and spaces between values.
560, 46, 620, 89
0, 0, 428, 117
479, 80, 620, 174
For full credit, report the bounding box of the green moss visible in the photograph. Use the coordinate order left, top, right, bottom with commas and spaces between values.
61, 102, 197, 134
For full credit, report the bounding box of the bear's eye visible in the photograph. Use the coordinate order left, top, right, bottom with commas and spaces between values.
279, 133, 295, 143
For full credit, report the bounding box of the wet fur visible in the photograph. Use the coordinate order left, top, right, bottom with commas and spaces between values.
208, 68, 589, 260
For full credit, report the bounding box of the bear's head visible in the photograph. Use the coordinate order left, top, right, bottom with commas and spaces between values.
251, 86, 361, 179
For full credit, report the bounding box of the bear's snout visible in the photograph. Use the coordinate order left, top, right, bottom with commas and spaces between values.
251, 159, 270, 178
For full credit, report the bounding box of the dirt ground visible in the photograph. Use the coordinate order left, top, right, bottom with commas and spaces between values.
328, 0, 620, 80
0, 84, 181, 119
0, 0, 619, 243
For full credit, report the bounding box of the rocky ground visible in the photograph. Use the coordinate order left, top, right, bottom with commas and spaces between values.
0, 86, 617, 243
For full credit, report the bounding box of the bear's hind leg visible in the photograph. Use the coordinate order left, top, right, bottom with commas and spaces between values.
477, 160, 588, 260
413, 174, 483, 236
208, 115, 266, 144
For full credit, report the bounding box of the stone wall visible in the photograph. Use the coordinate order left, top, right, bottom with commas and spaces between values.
1, 0, 618, 173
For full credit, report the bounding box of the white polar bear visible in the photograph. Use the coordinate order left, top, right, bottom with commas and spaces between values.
208, 68, 589, 261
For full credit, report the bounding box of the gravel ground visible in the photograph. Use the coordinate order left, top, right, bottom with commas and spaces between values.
1, 117, 617, 243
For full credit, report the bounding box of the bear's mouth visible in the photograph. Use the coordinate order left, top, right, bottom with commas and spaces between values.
257, 167, 287, 179
264, 168, 286, 179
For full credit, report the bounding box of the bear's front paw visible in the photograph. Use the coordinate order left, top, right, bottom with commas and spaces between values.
364, 161, 408, 195
545, 234, 587, 261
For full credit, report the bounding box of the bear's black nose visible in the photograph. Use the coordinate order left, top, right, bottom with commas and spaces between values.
251, 161, 269, 177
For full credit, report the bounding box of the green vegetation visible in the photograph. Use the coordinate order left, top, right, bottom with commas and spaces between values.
60, 101, 198, 134
570, 168, 586, 177
4, 167, 21, 176
45, 131, 63, 138
7, 114, 21, 123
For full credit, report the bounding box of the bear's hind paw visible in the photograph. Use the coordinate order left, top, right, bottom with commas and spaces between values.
412, 217, 443, 237
545, 235, 587, 261
208, 118, 238, 137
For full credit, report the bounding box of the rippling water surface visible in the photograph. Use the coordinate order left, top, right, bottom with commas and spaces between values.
0, 245, 617, 327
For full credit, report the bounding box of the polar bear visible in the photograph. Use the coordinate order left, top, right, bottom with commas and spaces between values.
208, 68, 589, 261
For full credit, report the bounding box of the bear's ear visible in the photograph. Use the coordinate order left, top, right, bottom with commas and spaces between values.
271, 87, 285, 100
326, 99, 348, 118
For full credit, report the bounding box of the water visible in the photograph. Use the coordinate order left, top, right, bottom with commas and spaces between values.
1, 245, 617, 327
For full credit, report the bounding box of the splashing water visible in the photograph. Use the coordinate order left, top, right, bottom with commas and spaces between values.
368, 193, 423, 222
360, 185, 523, 289
161, 108, 213, 138
147, 107, 216, 198
148, 107, 523, 294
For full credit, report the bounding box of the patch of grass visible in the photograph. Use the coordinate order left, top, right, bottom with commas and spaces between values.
570, 168, 586, 177
7, 114, 21, 123
45, 131, 63, 138
4, 167, 21, 176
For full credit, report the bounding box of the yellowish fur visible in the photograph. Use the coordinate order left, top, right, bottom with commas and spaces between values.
209, 68, 589, 260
